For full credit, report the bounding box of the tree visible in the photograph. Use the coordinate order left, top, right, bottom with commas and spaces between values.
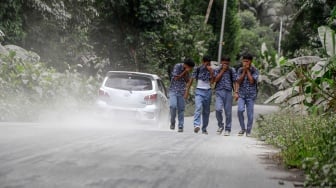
238, 10, 277, 58
205, 0, 215, 24
0, 0, 25, 43
282, 0, 336, 57
91, 0, 175, 72
1, 0, 98, 71
208, 0, 240, 62
91, 0, 215, 75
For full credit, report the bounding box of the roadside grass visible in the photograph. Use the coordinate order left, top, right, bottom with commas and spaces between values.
255, 111, 336, 187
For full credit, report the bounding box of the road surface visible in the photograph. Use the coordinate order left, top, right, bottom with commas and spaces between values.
0, 105, 303, 188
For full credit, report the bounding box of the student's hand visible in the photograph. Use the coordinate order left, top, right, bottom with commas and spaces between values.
221, 64, 228, 72
242, 61, 250, 71
183, 92, 189, 99
185, 66, 192, 72
206, 65, 213, 72
234, 92, 239, 101
243, 65, 250, 73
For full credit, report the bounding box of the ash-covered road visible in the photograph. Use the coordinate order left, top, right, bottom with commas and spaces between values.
0, 105, 303, 188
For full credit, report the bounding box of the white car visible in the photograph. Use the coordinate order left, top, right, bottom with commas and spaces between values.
96, 71, 169, 126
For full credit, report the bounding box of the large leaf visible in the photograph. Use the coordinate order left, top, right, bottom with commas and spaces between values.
272, 70, 297, 90
268, 67, 281, 78
287, 56, 321, 65
287, 95, 305, 106
286, 71, 298, 83
274, 87, 300, 104
258, 75, 272, 84
311, 60, 328, 79
264, 86, 300, 104
318, 26, 336, 57
290, 104, 308, 115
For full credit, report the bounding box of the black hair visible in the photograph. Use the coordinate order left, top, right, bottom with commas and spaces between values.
183, 58, 195, 67
202, 55, 211, 62
242, 53, 253, 61
221, 56, 230, 62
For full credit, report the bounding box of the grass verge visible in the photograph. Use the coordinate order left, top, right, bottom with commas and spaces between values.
255, 111, 336, 187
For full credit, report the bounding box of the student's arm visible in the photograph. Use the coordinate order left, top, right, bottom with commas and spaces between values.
184, 78, 194, 99
206, 65, 215, 84
174, 69, 189, 81
214, 66, 227, 83
246, 69, 255, 84
233, 82, 239, 101
233, 68, 240, 101
183, 72, 190, 83
236, 68, 246, 84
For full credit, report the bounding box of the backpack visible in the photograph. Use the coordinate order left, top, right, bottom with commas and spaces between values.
167, 64, 173, 81
195, 66, 200, 81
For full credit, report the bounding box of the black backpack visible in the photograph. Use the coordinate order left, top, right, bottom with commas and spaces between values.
167, 64, 173, 81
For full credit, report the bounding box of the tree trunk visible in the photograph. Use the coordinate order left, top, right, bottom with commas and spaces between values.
130, 48, 139, 72
204, 0, 214, 24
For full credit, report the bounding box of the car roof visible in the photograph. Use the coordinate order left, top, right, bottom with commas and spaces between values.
106, 71, 160, 80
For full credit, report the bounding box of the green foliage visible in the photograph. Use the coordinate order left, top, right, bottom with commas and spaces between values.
0, 51, 98, 121
0, 0, 25, 43
0, 0, 98, 71
255, 112, 336, 187
252, 44, 281, 103
237, 10, 278, 58
92, 0, 216, 78
239, 10, 258, 30
265, 26, 336, 113
208, 0, 240, 61
0, 0, 240, 76
282, 0, 336, 57
178, 0, 208, 20
91, 0, 174, 72
21, 0, 98, 71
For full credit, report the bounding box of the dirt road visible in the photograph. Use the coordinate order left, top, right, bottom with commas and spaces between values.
0, 105, 303, 188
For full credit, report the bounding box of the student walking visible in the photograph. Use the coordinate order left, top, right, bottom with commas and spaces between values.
213, 56, 237, 136
235, 53, 259, 137
185, 56, 214, 134
169, 58, 195, 132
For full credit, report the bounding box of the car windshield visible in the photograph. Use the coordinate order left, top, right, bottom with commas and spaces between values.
105, 74, 153, 91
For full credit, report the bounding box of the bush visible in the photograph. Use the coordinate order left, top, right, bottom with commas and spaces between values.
0, 51, 99, 121
255, 111, 336, 187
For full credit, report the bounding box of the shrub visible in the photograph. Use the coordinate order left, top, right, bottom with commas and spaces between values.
0, 51, 99, 121
255, 112, 336, 187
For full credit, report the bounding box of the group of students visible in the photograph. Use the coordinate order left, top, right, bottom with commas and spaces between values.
168, 53, 259, 137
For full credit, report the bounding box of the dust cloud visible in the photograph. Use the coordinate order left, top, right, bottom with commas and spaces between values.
36, 99, 164, 131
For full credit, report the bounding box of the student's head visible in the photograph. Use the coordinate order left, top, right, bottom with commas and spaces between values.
221, 56, 230, 66
242, 53, 253, 67
183, 58, 195, 71
202, 55, 211, 66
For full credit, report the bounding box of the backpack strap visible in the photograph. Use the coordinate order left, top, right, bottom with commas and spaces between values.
195, 66, 200, 82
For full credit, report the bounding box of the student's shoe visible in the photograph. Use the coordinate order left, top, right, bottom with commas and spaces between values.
224, 130, 230, 136
170, 124, 175, 130
216, 127, 224, 135
202, 130, 208, 135
178, 128, 183, 132
246, 133, 252, 137
238, 130, 245, 136
194, 126, 200, 133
